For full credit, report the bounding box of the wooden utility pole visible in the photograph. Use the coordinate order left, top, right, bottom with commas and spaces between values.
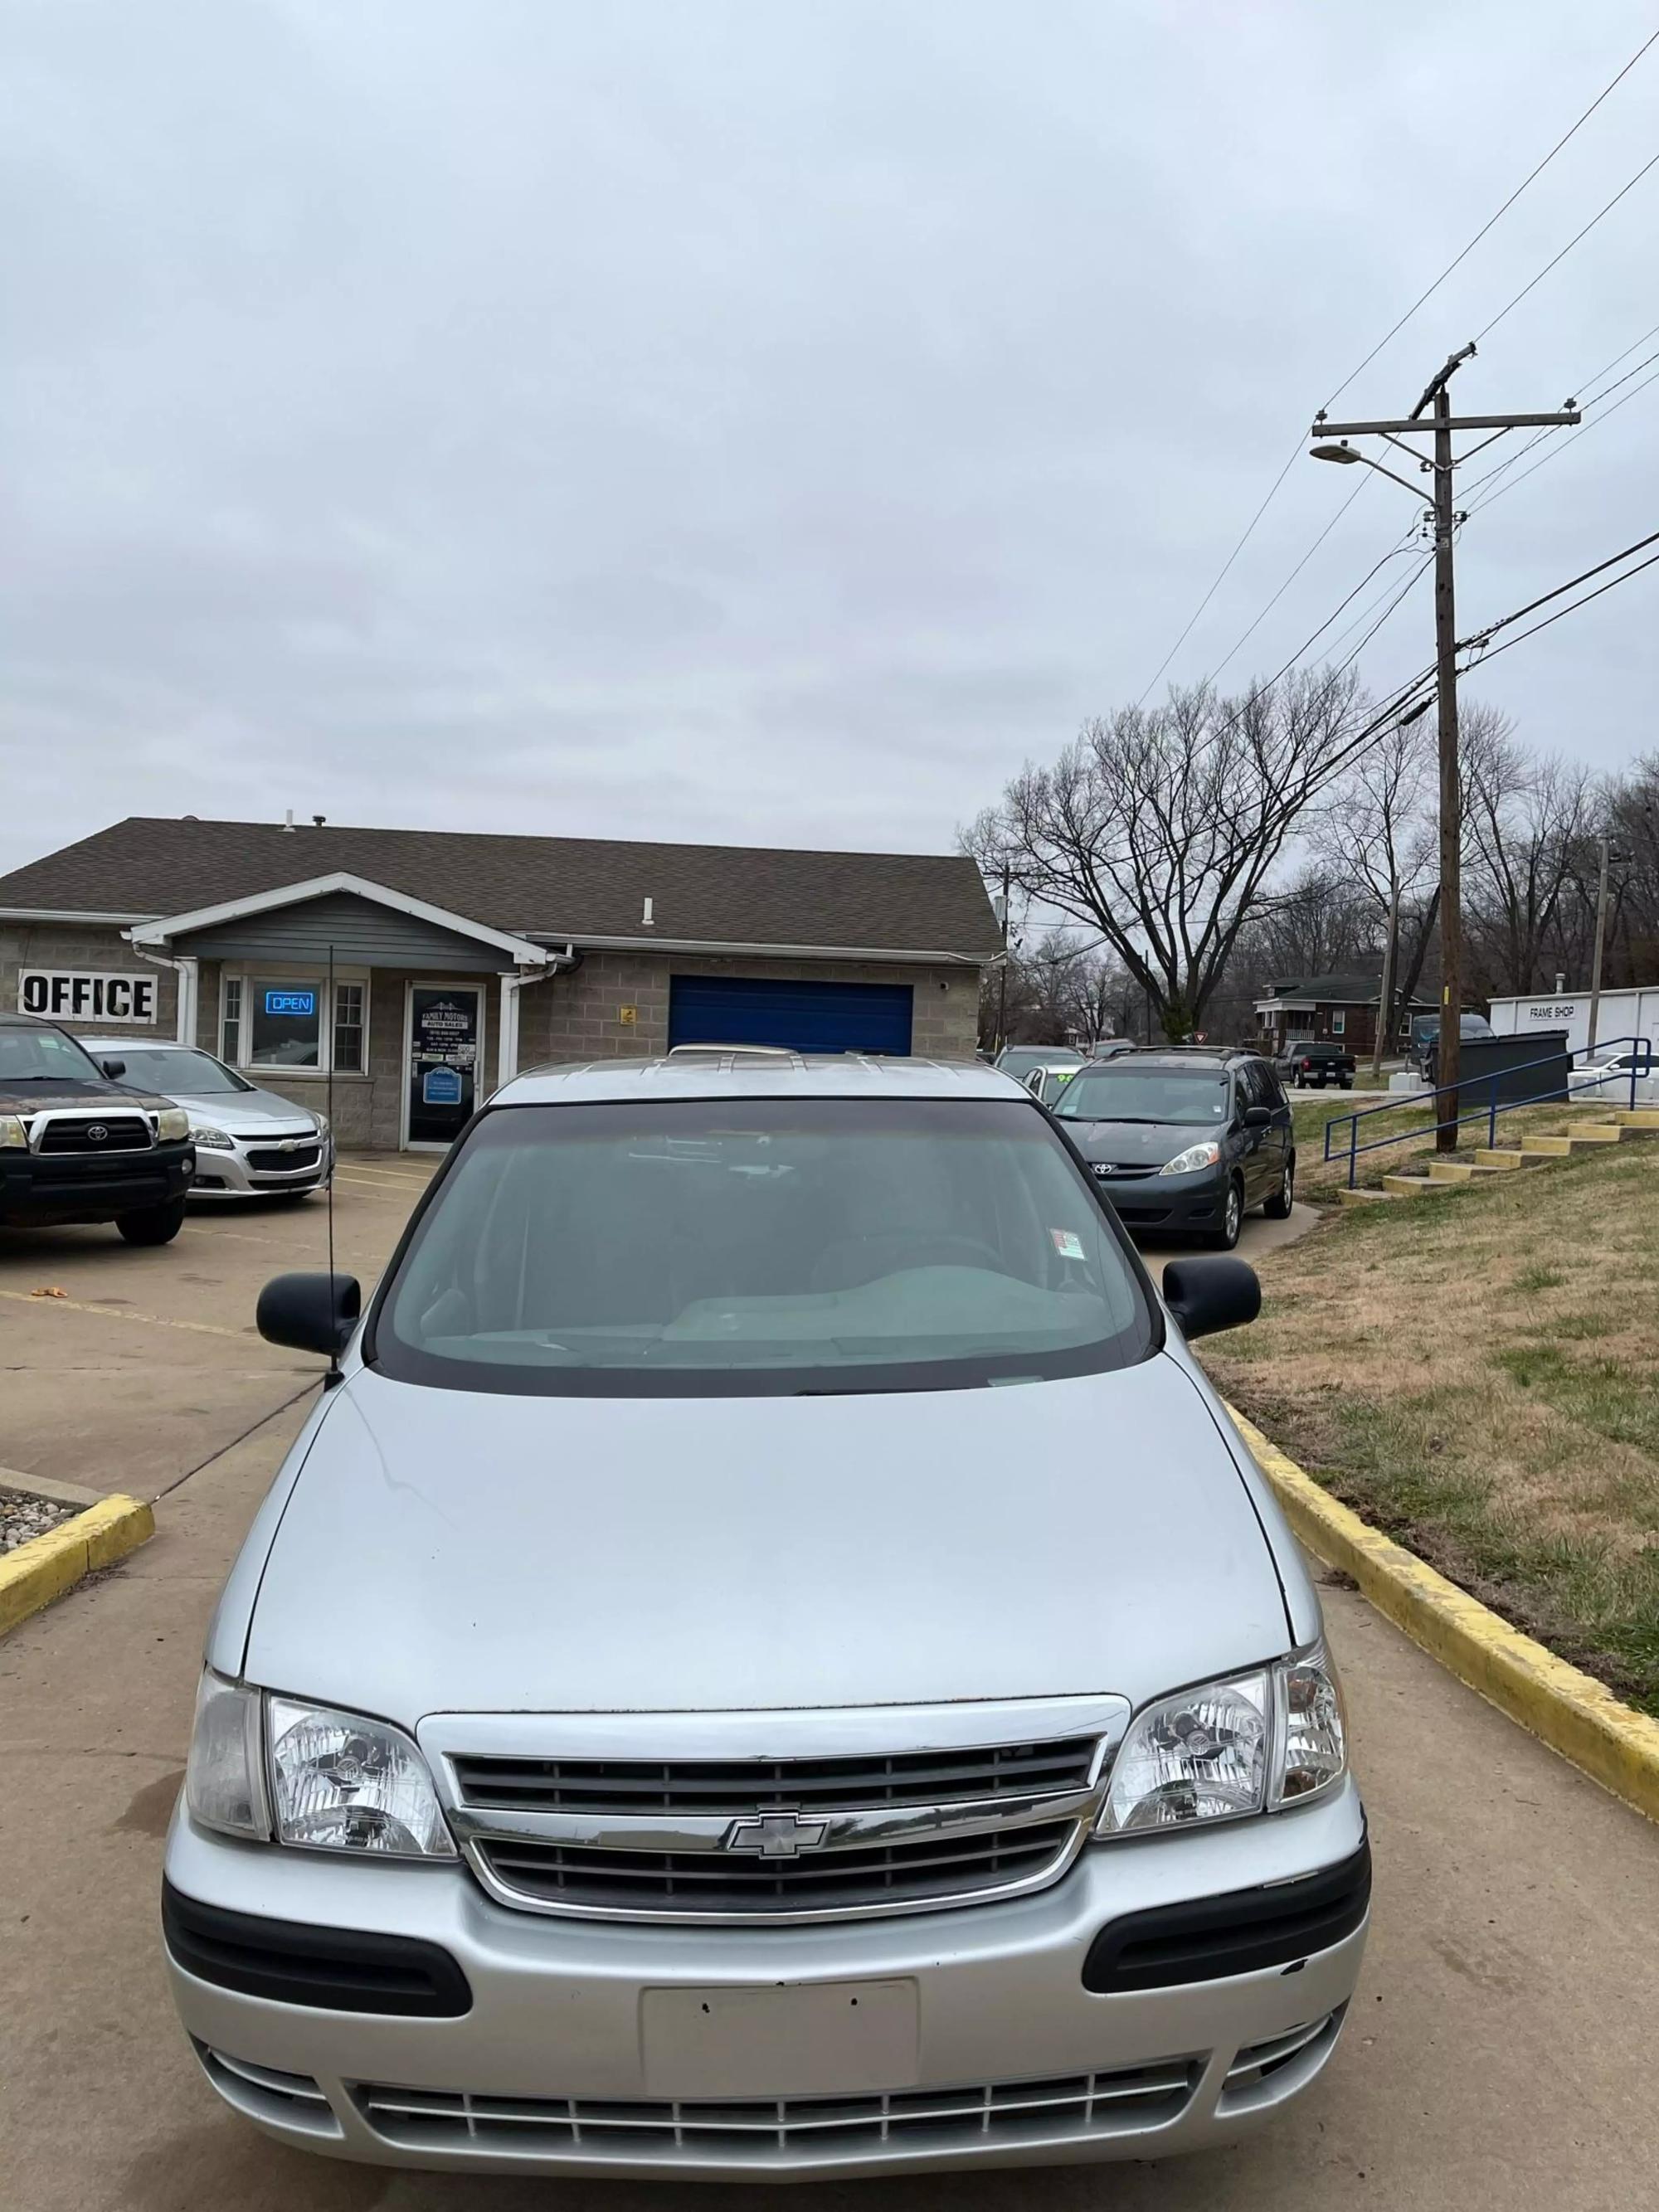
1311, 349, 1579, 1150
1370, 887, 1400, 1086
1430, 375, 1463, 1147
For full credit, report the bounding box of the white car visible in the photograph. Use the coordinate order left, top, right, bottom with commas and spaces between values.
1571, 1049, 1658, 1106
80, 1038, 333, 1200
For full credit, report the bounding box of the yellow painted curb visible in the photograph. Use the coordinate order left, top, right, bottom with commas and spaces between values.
1228, 1406, 1659, 1828
0, 1494, 155, 1639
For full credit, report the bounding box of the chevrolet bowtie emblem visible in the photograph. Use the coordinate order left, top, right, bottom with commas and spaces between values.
723, 1810, 830, 1858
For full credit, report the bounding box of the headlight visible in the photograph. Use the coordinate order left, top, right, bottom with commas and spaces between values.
185, 1671, 269, 1839
313, 1113, 330, 1137
1096, 1646, 1345, 1838
189, 1122, 236, 1150
268, 1697, 455, 1858
0, 1113, 26, 1149
155, 1106, 190, 1141
1158, 1140, 1222, 1176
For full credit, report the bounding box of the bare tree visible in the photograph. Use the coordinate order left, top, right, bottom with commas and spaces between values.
965, 668, 1365, 1040
1460, 703, 1592, 996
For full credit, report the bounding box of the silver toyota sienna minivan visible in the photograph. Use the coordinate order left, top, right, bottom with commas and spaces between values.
163, 1056, 1369, 2180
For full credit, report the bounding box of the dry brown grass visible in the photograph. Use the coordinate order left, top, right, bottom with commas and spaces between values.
1206, 1131, 1659, 1713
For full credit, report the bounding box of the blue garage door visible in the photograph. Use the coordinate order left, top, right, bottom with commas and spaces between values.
669, 975, 914, 1055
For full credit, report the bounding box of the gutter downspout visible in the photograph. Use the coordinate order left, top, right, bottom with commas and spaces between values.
496, 947, 575, 1087
127, 940, 195, 1044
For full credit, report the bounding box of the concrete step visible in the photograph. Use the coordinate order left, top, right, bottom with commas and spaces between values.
1613, 1107, 1659, 1128
1562, 1123, 1624, 1145
1428, 1161, 1477, 1184
1382, 1173, 1458, 1197
1337, 1185, 1393, 1207
1474, 1148, 1529, 1168
1517, 1135, 1574, 1156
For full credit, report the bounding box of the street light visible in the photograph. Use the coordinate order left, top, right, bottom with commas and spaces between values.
1310, 440, 1433, 508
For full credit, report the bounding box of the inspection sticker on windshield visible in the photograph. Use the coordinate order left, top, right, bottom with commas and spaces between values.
1050, 1228, 1086, 1260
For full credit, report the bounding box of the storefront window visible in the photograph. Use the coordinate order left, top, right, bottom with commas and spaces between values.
251, 982, 323, 1069
218, 971, 369, 1073
221, 977, 243, 1064
333, 981, 366, 1073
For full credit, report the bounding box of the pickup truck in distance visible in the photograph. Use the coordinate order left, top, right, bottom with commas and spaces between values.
1277, 1042, 1355, 1090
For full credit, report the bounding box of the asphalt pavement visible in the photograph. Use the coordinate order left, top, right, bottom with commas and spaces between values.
1, 1157, 1654, 2209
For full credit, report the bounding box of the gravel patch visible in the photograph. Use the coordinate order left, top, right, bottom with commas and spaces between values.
1, 1491, 76, 1554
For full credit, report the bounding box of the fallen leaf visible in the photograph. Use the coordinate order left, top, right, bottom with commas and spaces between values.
30, 1287, 68, 1300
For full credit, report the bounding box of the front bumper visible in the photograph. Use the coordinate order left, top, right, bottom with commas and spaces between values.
0, 1142, 196, 1226
190, 1130, 334, 1199
163, 1779, 1368, 2177
1088, 1163, 1228, 1234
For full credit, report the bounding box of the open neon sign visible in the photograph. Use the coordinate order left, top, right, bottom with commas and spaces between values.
264, 989, 317, 1017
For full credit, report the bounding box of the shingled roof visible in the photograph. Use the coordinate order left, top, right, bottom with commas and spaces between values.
0, 817, 1002, 960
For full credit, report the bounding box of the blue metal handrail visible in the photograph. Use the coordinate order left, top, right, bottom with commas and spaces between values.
1321, 1036, 1655, 1189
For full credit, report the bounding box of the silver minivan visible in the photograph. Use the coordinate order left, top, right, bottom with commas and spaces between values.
163, 1057, 1368, 2180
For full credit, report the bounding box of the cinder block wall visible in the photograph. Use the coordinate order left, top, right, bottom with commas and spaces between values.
517, 954, 979, 1067
1, 921, 178, 1038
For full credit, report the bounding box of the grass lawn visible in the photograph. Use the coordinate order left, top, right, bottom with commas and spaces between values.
1204, 1132, 1659, 1716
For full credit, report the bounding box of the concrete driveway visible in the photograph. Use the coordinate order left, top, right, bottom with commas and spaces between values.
2, 1157, 1655, 2210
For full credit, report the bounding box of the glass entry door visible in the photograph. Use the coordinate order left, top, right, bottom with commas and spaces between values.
406, 984, 483, 1147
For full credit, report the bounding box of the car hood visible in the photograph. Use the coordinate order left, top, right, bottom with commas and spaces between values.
167, 1086, 319, 1128
243, 1357, 1291, 1724
1060, 1116, 1221, 1165
0, 1077, 169, 1115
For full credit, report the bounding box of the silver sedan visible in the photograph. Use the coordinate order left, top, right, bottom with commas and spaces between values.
80, 1038, 333, 1200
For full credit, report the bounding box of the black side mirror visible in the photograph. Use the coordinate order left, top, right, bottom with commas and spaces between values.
100, 1057, 126, 1079
1242, 1104, 1272, 1128
1162, 1257, 1260, 1340
257, 1271, 362, 1358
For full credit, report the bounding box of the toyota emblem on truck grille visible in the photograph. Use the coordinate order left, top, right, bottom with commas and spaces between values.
85, 1124, 108, 1142
724, 1811, 830, 1858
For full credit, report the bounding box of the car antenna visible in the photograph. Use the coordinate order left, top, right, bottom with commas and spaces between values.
324, 941, 343, 1390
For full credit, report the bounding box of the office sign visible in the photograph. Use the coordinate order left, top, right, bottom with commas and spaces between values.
17, 970, 158, 1024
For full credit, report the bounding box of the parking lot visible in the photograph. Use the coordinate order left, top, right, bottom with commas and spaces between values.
2, 1165, 1657, 2210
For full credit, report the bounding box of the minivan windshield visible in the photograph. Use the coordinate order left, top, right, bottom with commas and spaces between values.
371, 1097, 1154, 1397
1054, 1066, 1231, 1126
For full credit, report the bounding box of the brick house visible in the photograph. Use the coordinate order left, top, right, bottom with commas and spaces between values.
0, 817, 1000, 1151
1253, 971, 1431, 1060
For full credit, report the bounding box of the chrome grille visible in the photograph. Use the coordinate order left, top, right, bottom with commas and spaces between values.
431, 1699, 1128, 1926
451, 1738, 1098, 1815
475, 1819, 1075, 1916
353, 2059, 1198, 2164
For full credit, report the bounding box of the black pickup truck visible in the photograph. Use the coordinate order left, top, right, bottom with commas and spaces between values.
0, 1011, 197, 1242
1276, 1040, 1356, 1090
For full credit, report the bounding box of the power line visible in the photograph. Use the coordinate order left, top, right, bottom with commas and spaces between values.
1461, 524, 1659, 653
1466, 357, 1659, 514
1331, 556, 1436, 674
1467, 543, 1659, 666
1322, 26, 1659, 409
1135, 30, 1659, 707
1200, 474, 1371, 684
1133, 438, 1304, 706
1476, 145, 1659, 342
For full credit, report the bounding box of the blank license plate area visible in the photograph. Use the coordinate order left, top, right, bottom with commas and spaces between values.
641, 1979, 920, 2098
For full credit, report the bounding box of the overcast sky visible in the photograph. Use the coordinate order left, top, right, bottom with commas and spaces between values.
2, 0, 1657, 878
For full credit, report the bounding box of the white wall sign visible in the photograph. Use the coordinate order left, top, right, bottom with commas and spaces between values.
17, 970, 158, 1024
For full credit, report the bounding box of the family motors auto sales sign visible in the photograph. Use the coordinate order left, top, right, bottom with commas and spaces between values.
18, 970, 158, 1023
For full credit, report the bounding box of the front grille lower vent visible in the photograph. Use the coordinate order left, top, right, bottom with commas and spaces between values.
353, 2060, 1199, 2164
451, 1738, 1098, 1816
